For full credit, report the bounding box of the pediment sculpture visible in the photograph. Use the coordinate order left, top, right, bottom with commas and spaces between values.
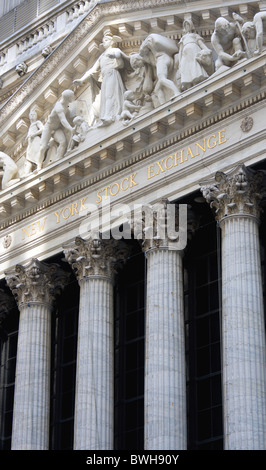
1, 10, 266, 192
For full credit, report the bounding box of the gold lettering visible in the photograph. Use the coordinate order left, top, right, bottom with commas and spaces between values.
37, 217, 47, 232
80, 197, 88, 211
30, 223, 37, 236
102, 186, 110, 200
218, 129, 227, 145
195, 138, 206, 156
164, 156, 173, 170
174, 150, 186, 166
207, 134, 217, 149
130, 173, 138, 187
54, 208, 63, 224
96, 190, 102, 204
22, 227, 30, 240
72, 202, 79, 216
155, 159, 165, 175
110, 182, 120, 196
22, 217, 47, 240
148, 164, 156, 179
62, 206, 71, 219
186, 147, 195, 159
121, 177, 129, 191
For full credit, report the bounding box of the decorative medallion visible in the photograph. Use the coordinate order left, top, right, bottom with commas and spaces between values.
240, 116, 254, 133
3, 235, 12, 249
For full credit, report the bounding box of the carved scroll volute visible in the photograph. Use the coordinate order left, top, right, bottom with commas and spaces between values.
200, 164, 265, 221
5, 258, 69, 308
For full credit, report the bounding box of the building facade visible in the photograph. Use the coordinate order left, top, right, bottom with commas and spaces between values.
0, 0, 265, 451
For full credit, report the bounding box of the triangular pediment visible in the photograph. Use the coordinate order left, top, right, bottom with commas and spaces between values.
0, 0, 266, 226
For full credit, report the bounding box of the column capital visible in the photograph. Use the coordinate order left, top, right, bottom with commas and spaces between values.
134, 198, 187, 253
5, 258, 69, 308
200, 164, 265, 222
63, 236, 128, 282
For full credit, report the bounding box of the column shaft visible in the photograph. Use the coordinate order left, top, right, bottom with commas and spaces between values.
221, 215, 266, 449
145, 248, 186, 450
12, 303, 51, 449
6, 258, 68, 450
74, 276, 114, 449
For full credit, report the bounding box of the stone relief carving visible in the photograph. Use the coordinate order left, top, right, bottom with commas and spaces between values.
3, 234, 12, 249
15, 62, 28, 76
139, 33, 179, 105
5, 258, 69, 307
200, 164, 264, 220
42, 45, 53, 58
24, 108, 44, 176
211, 17, 246, 72
179, 19, 213, 91
38, 89, 75, 170
0, 151, 20, 190
69, 115, 90, 149
63, 236, 129, 280
241, 11, 266, 57
74, 32, 131, 127
240, 116, 254, 133
1, 9, 266, 192
120, 90, 142, 125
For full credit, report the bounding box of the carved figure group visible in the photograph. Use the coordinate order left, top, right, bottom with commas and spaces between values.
2, 9, 266, 192
0, 151, 20, 190
38, 89, 75, 170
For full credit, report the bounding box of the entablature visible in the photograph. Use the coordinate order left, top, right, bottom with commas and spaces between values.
0, 49, 266, 230
1, 0, 266, 233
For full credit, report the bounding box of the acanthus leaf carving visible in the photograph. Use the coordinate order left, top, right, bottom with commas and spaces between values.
134, 198, 187, 252
5, 258, 69, 307
200, 164, 265, 221
63, 236, 129, 281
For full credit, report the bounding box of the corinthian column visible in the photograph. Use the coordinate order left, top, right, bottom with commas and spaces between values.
135, 200, 188, 450
201, 164, 266, 450
5, 259, 69, 450
63, 236, 126, 450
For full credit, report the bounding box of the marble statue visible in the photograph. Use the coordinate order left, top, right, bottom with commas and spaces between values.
211, 17, 246, 71
0, 151, 20, 190
129, 53, 155, 98
253, 11, 266, 55
120, 90, 142, 125
241, 12, 266, 56
24, 109, 43, 175
123, 53, 155, 114
179, 19, 213, 91
69, 115, 90, 149
37, 89, 75, 170
74, 32, 130, 127
139, 33, 179, 105
241, 21, 257, 56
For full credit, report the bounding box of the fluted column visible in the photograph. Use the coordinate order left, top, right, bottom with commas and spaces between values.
136, 200, 187, 450
5, 259, 69, 450
201, 164, 266, 450
63, 236, 126, 450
